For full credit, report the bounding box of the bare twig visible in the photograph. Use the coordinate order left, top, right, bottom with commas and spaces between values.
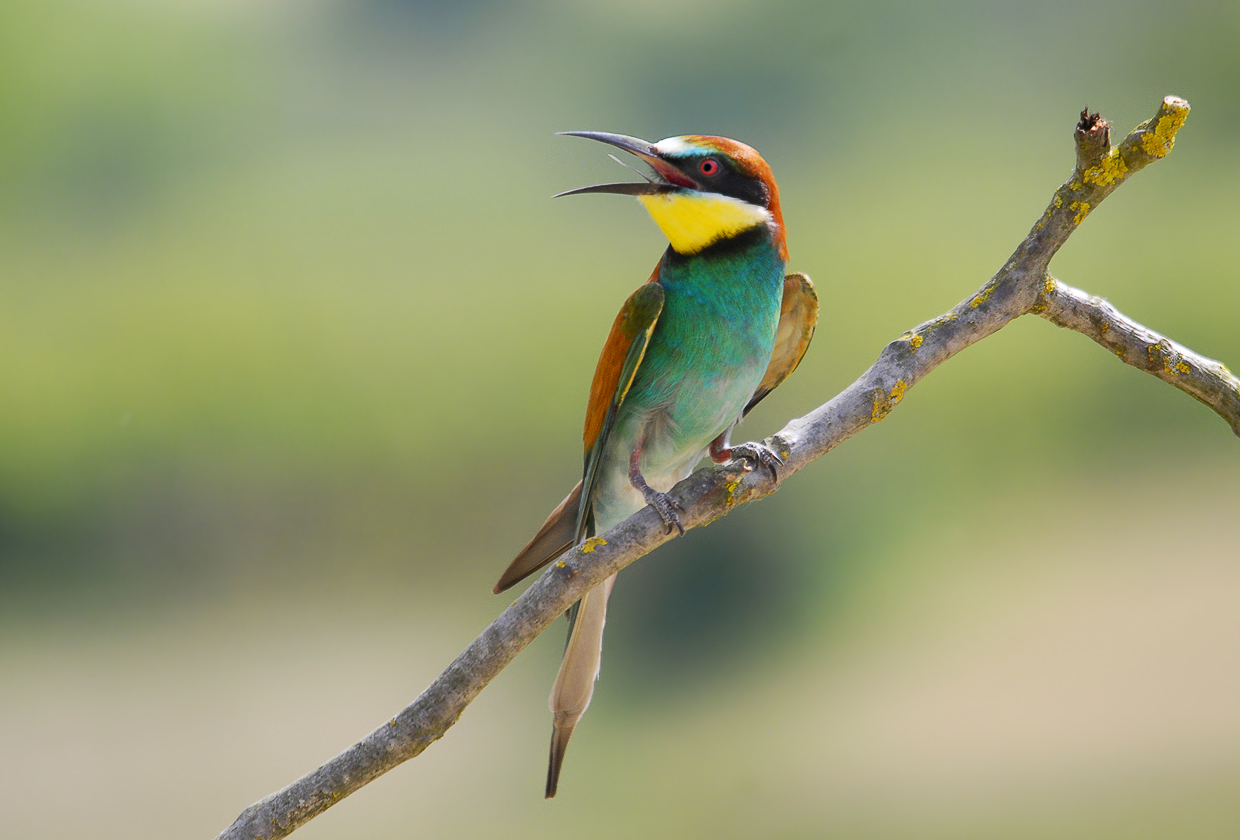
1036, 277, 1240, 435
216, 96, 1232, 840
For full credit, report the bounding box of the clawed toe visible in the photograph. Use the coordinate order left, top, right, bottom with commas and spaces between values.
729, 441, 783, 481
642, 487, 685, 535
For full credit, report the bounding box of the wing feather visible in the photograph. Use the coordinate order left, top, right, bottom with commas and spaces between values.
492, 279, 664, 592
493, 481, 583, 593
577, 281, 664, 541
744, 272, 818, 417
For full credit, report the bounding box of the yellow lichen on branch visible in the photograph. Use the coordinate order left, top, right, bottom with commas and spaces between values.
1140, 99, 1190, 158
1083, 149, 1128, 186
871, 380, 908, 422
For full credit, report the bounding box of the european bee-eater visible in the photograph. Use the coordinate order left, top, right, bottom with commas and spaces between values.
494, 131, 818, 798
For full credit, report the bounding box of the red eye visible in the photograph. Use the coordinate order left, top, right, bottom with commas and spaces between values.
699, 158, 720, 177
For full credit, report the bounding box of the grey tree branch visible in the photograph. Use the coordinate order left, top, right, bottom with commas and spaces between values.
1036, 277, 1240, 435
216, 95, 1233, 840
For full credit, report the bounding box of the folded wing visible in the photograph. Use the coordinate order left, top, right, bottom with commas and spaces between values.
744, 272, 818, 417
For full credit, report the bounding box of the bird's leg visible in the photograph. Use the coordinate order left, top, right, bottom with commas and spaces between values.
709, 424, 782, 481
629, 444, 685, 535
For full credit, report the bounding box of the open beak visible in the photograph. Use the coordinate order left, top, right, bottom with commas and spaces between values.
554, 131, 694, 198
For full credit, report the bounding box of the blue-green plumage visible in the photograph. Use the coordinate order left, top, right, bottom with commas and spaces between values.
591, 229, 786, 535
630, 231, 785, 423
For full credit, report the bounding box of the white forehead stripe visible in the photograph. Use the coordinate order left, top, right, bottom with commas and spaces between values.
653, 137, 695, 155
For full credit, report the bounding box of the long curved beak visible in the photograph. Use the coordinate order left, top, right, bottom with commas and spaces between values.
554, 130, 684, 198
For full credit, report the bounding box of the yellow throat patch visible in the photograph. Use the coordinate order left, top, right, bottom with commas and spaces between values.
638, 191, 772, 255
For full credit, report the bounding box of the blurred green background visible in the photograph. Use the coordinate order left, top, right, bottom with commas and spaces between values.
2, 1, 1239, 838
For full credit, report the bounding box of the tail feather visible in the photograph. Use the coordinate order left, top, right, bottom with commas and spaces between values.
544, 573, 616, 797
545, 719, 574, 798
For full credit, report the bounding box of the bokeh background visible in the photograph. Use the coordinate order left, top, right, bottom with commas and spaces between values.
3, 1, 1239, 838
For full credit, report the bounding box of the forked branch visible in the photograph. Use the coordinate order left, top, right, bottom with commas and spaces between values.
217, 95, 1236, 840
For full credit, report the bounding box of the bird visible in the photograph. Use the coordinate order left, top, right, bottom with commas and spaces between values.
493, 131, 818, 798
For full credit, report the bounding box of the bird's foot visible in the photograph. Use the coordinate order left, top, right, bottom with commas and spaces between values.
629, 444, 685, 535
728, 441, 784, 481
636, 482, 685, 535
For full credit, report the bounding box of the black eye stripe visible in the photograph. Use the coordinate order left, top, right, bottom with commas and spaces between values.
673, 155, 768, 209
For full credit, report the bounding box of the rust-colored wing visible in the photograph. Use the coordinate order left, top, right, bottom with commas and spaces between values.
492, 280, 664, 593
577, 280, 665, 541
744, 272, 818, 417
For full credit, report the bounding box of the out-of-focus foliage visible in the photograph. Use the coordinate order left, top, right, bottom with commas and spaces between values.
1, 1, 1238, 838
